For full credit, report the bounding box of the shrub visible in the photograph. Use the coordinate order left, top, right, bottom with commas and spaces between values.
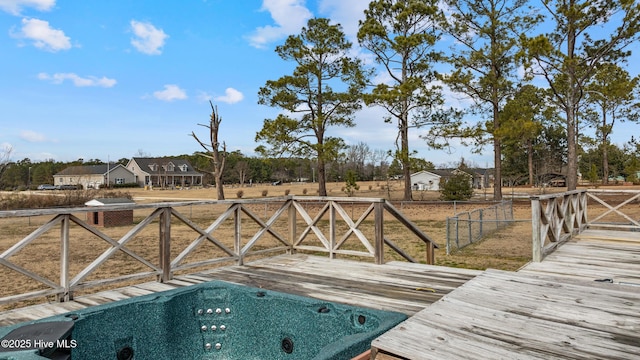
236, 190, 244, 198
262, 190, 268, 197
343, 170, 359, 197
284, 189, 291, 196
302, 188, 308, 195
439, 174, 474, 201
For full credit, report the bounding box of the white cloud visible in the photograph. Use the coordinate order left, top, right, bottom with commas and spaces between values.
318, 0, 368, 38
0, 0, 55, 15
214, 88, 244, 104
37, 72, 117, 87
248, 0, 312, 48
153, 84, 187, 101
13, 17, 71, 52
20, 130, 47, 142
130, 20, 168, 55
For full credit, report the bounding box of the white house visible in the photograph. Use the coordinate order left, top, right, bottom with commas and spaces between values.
54, 164, 136, 189
410, 171, 442, 191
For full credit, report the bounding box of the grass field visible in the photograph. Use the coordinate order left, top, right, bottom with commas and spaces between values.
1, 180, 638, 310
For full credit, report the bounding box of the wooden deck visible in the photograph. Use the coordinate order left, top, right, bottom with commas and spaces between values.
3, 229, 639, 359
372, 229, 640, 359
0, 254, 481, 326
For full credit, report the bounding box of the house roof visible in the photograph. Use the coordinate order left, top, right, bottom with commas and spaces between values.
410, 170, 443, 178
128, 157, 202, 176
85, 198, 135, 206
55, 164, 128, 176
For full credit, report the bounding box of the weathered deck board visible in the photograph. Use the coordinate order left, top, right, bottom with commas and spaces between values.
519, 229, 640, 284
372, 269, 640, 359
0, 254, 480, 326
372, 229, 640, 359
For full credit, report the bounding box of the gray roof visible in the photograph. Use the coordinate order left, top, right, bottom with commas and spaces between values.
129, 157, 202, 176
55, 164, 124, 176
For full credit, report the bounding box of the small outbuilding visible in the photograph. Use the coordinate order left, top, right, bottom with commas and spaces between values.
85, 198, 135, 227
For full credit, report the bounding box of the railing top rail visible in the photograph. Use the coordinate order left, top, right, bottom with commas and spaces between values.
0, 195, 391, 218
586, 189, 640, 194
530, 189, 586, 200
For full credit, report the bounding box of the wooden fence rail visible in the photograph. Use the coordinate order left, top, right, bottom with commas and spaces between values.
531, 189, 640, 262
0, 196, 437, 305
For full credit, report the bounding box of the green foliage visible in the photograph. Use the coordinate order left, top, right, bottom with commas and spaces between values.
343, 170, 360, 197
358, 0, 451, 201
439, 0, 541, 200
358, 0, 460, 200
523, 0, 640, 189
440, 173, 474, 201
256, 18, 369, 196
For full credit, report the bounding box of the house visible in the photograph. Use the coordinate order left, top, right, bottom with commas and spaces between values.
126, 157, 203, 188
411, 168, 492, 191
53, 164, 136, 189
85, 198, 135, 227
410, 171, 443, 191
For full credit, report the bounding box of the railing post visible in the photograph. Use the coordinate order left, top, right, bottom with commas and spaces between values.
531, 196, 542, 262
58, 214, 71, 302
158, 208, 172, 282
329, 202, 336, 259
235, 205, 243, 265
374, 202, 384, 264
288, 199, 296, 255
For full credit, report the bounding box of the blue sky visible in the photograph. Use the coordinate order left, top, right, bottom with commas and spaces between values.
0, 0, 638, 168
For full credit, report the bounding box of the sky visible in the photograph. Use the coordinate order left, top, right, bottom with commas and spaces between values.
0, 0, 638, 169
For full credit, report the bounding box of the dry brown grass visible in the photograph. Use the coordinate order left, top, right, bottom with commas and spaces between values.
2, 181, 639, 311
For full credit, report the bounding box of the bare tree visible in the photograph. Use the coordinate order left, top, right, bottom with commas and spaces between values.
0, 145, 13, 181
191, 101, 226, 200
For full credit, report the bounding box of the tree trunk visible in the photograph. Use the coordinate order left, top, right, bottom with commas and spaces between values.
215, 174, 225, 200
566, 107, 578, 190
602, 108, 609, 185
402, 123, 412, 201
317, 158, 327, 196
528, 139, 534, 186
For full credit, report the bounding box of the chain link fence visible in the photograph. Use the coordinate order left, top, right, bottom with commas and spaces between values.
446, 200, 514, 254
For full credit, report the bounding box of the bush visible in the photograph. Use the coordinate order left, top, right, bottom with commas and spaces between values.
302, 188, 308, 195
236, 190, 244, 198
440, 174, 474, 201
284, 189, 291, 196
262, 190, 268, 197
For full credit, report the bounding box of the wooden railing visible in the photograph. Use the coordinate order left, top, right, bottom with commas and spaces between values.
531, 189, 640, 261
0, 196, 437, 305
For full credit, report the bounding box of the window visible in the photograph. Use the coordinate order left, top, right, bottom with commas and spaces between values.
149, 164, 158, 171
180, 164, 188, 171
167, 163, 175, 171
115, 178, 125, 185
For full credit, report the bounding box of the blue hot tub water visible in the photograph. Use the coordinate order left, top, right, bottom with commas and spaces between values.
0, 281, 407, 359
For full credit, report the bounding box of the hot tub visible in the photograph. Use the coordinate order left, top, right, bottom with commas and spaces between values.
0, 281, 406, 359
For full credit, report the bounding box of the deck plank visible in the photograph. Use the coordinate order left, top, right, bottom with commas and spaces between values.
372, 229, 640, 359
372, 269, 640, 359
0, 254, 479, 326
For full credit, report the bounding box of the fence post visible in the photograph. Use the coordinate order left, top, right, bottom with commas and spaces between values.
445, 218, 451, 255
58, 214, 71, 302
158, 208, 172, 282
479, 209, 483, 239
531, 196, 542, 262
467, 212, 472, 244
374, 202, 384, 264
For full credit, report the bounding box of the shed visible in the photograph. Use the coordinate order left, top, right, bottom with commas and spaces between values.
85, 198, 135, 227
